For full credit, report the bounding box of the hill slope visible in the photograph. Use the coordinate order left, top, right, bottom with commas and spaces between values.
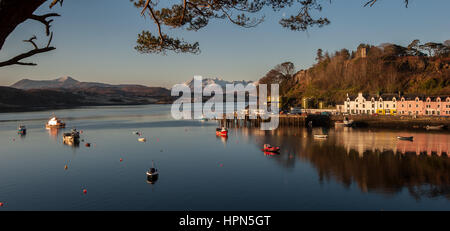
275, 43, 450, 108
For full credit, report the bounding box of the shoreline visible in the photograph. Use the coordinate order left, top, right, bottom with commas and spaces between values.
0, 101, 172, 113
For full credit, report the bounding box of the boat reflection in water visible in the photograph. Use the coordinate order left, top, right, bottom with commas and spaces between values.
237, 127, 450, 200
47, 127, 61, 140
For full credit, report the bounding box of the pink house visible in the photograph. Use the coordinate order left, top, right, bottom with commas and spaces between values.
398, 96, 450, 116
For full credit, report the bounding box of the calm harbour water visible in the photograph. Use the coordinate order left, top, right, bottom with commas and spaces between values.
0, 104, 449, 211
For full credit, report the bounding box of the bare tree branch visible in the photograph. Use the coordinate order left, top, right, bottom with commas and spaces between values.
0, 47, 55, 67
0, 35, 55, 67
29, 13, 60, 36
23, 35, 38, 49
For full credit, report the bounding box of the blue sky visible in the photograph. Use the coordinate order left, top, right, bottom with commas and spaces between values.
0, 0, 449, 88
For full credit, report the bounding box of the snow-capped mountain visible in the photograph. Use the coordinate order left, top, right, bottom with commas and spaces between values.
183, 77, 254, 90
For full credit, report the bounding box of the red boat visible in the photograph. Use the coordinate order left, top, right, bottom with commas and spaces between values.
263, 144, 280, 153
264, 151, 279, 156
216, 127, 228, 136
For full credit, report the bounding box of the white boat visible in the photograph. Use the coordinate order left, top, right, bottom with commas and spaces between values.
343, 118, 354, 127
314, 134, 328, 139
138, 138, 147, 142
426, 125, 445, 130
46, 114, 66, 129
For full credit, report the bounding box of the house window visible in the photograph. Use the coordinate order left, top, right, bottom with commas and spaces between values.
372, 104, 375, 108
380, 104, 382, 107
386, 104, 389, 108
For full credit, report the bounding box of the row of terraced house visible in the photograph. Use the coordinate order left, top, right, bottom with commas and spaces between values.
336, 93, 450, 116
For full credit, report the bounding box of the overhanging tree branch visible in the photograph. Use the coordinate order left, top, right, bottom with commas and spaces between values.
29, 13, 61, 36
0, 35, 55, 67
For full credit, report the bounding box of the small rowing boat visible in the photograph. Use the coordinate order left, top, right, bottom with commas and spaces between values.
146, 161, 159, 184
263, 144, 280, 153
138, 138, 147, 142
216, 127, 228, 136
397, 136, 413, 141
426, 125, 445, 130
314, 134, 328, 139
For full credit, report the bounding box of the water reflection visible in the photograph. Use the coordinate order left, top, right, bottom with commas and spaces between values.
239, 127, 450, 200
47, 127, 61, 140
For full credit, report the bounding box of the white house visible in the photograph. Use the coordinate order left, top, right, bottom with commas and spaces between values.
342, 93, 398, 115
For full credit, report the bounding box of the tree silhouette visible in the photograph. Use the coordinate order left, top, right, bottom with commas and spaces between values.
0, 0, 412, 67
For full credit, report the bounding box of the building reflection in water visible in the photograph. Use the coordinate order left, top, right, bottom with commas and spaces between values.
334, 128, 449, 156
235, 127, 450, 200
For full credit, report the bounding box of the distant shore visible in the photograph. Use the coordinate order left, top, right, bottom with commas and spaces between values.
0, 101, 173, 113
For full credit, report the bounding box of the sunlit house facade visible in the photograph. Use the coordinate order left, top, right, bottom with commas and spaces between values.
339, 93, 450, 116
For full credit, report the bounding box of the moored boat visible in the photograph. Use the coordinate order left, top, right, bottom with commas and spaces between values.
63, 129, 80, 142
343, 117, 354, 127
397, 136, 413, 141
138, 137, 147, 142
426, 125, 445, 130
146, 161, 159, 184
263, 144, 280, 153
46, 114, 66, 129
216, 127, 228, 136
18, 125, 27, 135
314, 134, 328, 139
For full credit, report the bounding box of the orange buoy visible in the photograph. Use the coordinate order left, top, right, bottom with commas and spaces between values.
0, 202, 3, 207
157, 138, 159, 142
85, 143, 91, 147
83, 189, 87, 194
64, 165, 68, 170
219, 163, 224, 167
120, 158, 123, 162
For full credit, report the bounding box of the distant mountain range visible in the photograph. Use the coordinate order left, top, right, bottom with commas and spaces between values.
11, 76, 154, 90
183, 77, 254, 90
1, 77, 173, 112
